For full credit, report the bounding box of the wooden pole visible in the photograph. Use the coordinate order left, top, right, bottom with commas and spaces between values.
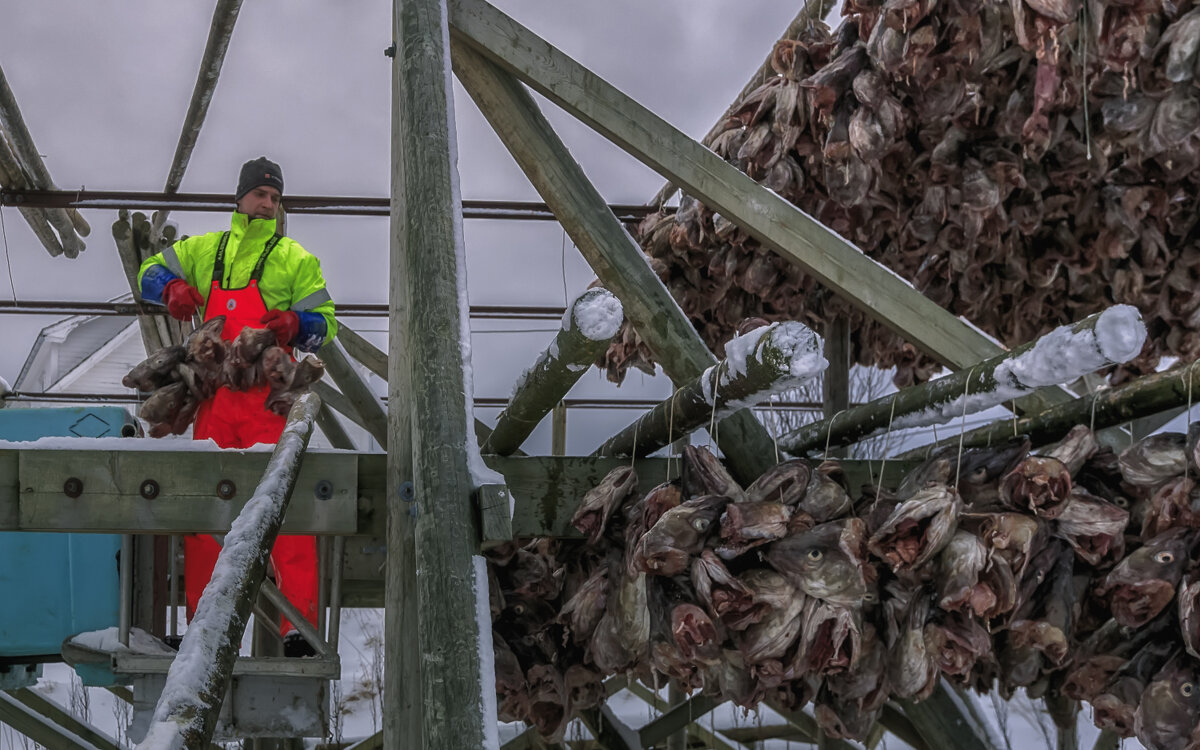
780, 306, 1145, 456
320, 339, 389, 448
0, 62, 87, 256
388, 0, 490, 747
901, 356, 1200, 457
483, 288, 622, 456
594, 321, 824, 458
0, 139, 65, 257
136, 392, 320, 749
153, 0, 243, 234
450, 38, 777, 485
823, 317, 850, 458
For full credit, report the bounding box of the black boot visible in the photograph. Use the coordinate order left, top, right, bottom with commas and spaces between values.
283, 630, 317, 658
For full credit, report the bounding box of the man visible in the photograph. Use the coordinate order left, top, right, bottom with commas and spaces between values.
138, 157, 336, 656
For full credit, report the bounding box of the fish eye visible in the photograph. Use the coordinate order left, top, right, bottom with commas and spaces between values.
807, 549, 823, 561
513, 604, 525, 615
1182, 682, 1195, 697
863, 592, 877, 602
1114, 497, 1129, 508
1154, 551, 1176, 564
693, 518, 710, 532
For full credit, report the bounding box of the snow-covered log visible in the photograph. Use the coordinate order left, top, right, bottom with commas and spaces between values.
595, 321, 826, 458
484, 288, 623, 456
137, 391, 320, 750
779, 306, 1146, 456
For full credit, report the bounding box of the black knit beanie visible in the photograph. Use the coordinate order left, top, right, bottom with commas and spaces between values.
235, 157, 284, 201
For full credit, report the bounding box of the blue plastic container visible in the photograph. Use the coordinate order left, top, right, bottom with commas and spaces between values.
0, 407, 130, 677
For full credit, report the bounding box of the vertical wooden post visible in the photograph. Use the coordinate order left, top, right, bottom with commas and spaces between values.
823, 318, 850, 458
387, 0, 490, 747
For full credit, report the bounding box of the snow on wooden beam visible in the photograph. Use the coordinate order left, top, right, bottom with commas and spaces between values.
484, 288, 623, 456
594, 321, 826, 458
136, 392, 319, 750
780, 305, 1148, 456
450, 37, 777, 485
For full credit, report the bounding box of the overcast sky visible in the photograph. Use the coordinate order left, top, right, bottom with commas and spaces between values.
0, 1, 804, 449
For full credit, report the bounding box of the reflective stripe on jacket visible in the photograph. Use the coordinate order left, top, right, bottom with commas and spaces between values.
137, 211, 337, 350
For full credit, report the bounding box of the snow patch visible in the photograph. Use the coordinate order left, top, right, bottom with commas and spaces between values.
996, 304, 1145, 389
475, 556, 501, 750
569, 289, 623, 341
702, 322, 827, 417
68, 627, 176, 655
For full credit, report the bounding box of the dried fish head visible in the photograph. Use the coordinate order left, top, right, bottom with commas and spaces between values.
1141, 475, 1199, 540
999, 455, 1073, 519
681, 446, 746, 502
716, 500, 793, 557
571, 466, 638, 545
691, 550, 757, 630
868, 482, 962, 573
954, 437, 1031, 508
926, 609, 992, 679
185, 315, 227, 367
525, 664, 568, 740
979, 511, 1047, 576
765, 517, 876, 606
557, 568, 608, 647
1135, 655, 1200, 750
632, 494, 728, 576
1046, 424, 1100, 475
1119, 432, 1187, 487
289, 357, 325, 389
745, 458, 812, 506
492, 634, 528, 722
1053, 487, 1130, 566
736, 587, 806, 663
563, 664, 605, 713
887, 588, 938, 700
1093, 640, 1177, 736
1179, 568, 1200, 659
797, 597, 863, 675
671, 603, 723, 664
123, 345, 187, 392
140, 381, 190, 425
1097, 527, 1195, 628
263, 347, 297, 392
800, 460, 853, 521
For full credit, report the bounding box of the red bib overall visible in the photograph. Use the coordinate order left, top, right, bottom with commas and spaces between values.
185, 232, 318, 637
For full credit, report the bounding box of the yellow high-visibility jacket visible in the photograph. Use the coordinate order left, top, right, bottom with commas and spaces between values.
138, 212, 336, 351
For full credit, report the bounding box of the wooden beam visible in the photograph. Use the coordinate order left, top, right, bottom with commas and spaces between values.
484, 288, 621, 456
638, 692, 724, 747
576, 705, 641, 750
389, 0, 490, 747
338, 321, 510, 453
320, 339, 389, 448
338, 324, 389, 381
0, 691, 98, 750
784, 306, 1145, 456
894, 682, 1003, 750
153, 0, 242, 232
899, 357, 1200, 457
8, 689, 123, 750
13, 448, 355, 534
450, 37, 776, 485
139, 392, 320, 748
622, 680, 741, 750
593, 321, 823, 458
316, 403, 357, 449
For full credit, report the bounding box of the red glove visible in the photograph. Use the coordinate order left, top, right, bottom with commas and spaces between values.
163, 280, 204, 321
261, 309, 299, 347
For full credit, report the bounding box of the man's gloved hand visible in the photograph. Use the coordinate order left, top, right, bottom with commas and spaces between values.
261, 309, 299, 347
163, 280, 204, 321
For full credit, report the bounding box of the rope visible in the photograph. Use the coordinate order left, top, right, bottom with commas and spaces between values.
824, 408, 847, 462
955, 367, 978, 488
875, 394, 900, 500
708, 361, 726, 448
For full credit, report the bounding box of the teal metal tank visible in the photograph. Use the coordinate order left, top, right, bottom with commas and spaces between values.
0, 407, 132, 686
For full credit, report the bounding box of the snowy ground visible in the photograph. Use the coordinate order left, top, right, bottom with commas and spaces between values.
1, 605, 1144, 749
